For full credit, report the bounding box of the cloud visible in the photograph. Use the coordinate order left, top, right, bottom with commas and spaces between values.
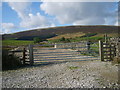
8, 2, 31, 19
1, 23, 16, 34
2, 0, 120, 2
8, 2, 55, 29
3, 1, 118, 34
3, 0, 30, 2
0, 1, 2, 7
20, 12, 53, 28
40, 2, 118, 25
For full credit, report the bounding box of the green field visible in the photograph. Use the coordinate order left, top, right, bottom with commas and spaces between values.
48, 36, 104, 43
2, 40, 34, 46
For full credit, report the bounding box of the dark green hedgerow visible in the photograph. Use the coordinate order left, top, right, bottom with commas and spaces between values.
2, 49, 22, 70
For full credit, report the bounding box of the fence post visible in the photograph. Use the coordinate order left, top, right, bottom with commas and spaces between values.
116, 42, 120, 58
104, 33, 108, 43
109, 44, 112, 61
23, 47, 26, 65
29, 44, 34, 65
87, 41, 91, 54
99, 40, 104, 61
54, 43, 57, 48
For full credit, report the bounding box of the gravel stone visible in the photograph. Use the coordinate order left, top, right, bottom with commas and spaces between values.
2, 61, 120, 88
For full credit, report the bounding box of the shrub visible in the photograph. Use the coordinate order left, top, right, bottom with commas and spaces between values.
57, 37, 71, 43
2, 49, 22, 70
65, 38, 71, 42
59, 37, 65, 41
33, 37, 42, 43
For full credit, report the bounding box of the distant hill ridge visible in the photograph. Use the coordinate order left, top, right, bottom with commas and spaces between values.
2, 25, 119, 40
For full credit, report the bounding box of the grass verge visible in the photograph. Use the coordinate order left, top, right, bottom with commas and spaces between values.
2, 40, 34, 46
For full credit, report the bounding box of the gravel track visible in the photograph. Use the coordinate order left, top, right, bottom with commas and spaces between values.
2, 60, 120, 88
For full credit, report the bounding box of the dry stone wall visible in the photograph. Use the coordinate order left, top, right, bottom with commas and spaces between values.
109, 37, 120, 57
54, 42, 88, 52
109, 37, 120, 62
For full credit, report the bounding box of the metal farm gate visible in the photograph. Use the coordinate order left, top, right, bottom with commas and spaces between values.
28, 42, 100, 65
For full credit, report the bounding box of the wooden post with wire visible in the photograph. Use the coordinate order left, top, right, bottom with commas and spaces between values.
29, 44, 34, 65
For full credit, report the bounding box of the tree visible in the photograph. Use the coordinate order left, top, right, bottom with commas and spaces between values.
59, 37, 65, 41
65, 38, 70, 42
33, 37, 42, 43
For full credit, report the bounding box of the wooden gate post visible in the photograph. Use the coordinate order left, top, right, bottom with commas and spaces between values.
109, 44, 112, 61
29, 44, 34, 65
87, 41, 91, 54
99, 40, 104, 61
23, 47, 26, 65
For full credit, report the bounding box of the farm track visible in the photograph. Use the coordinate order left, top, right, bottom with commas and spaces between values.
2, 60, 120, 88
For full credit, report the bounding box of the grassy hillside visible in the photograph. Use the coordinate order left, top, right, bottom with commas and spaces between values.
47, 32, 117, 43
47, 32, 85, 40
2, 25, 119, 40
2, 25, 119, 47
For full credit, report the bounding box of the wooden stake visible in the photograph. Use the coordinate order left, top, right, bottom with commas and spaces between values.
99, 40, 104, 61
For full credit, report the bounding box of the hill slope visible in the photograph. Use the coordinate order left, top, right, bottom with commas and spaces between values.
2, 25, 119, 40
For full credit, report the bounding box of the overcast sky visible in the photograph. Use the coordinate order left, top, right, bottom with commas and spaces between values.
1, 0, 119, 34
